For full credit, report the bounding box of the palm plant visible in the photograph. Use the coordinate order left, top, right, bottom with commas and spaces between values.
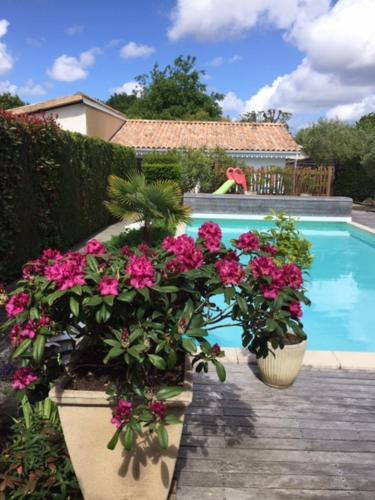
104, 174, 192, 242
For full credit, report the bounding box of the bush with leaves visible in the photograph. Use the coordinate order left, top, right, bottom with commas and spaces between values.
0, 218, 309, 451
0, 413, 80, 499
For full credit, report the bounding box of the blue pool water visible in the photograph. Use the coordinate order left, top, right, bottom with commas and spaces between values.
187, 218, 375, 352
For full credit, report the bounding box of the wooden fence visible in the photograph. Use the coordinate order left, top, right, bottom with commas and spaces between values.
246, 166, 334, 196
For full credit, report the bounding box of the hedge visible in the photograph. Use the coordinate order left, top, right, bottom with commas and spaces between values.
142, 163, 181, 184
0, 111, 136, 282
333, 159, 375, 201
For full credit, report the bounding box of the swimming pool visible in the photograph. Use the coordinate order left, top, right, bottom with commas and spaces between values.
187, 218, 375, 352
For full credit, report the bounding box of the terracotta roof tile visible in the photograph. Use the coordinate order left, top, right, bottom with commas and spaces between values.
111, 119, 301, 152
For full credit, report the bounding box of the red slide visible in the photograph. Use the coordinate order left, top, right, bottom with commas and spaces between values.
226, 167, 248, 193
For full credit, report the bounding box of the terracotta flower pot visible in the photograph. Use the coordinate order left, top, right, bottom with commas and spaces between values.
257, 340, 306, 388
49, 358, 193, 500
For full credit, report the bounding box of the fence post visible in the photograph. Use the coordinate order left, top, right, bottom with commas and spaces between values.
326, 166, 334, 196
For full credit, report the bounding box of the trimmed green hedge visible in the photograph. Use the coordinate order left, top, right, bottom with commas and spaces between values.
142, 151, 178, 165
333, 159, 375, 201
0, 111, 136, 282
142, 163, 181, 184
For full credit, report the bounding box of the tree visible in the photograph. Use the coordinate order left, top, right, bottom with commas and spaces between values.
240, 109, 292, 124
0, 92, 25, 110
106, 55, 224, 120
357, 113, 375, 133
104, 174, 192, 241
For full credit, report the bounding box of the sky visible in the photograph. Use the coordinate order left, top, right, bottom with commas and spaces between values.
1, 0, 375, 130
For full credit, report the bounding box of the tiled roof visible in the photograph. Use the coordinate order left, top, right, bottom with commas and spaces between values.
111, 119, 301, 152
10, 92, 127, 119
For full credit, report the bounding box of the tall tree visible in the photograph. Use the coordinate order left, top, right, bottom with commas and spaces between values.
0, 92, 25, 110
106, 56, 224, 120
240, 109, 292, 124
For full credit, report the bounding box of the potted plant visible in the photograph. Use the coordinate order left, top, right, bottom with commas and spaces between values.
1, 218, 310, 498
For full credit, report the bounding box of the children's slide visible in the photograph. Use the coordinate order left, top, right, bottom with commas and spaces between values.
213, 167, 248, 194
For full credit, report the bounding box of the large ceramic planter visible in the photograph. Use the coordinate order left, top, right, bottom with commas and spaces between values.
49, 358, 193, 500
257, 340, 306, 388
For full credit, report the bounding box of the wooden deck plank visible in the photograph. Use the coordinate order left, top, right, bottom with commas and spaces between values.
173, 365, 375, 499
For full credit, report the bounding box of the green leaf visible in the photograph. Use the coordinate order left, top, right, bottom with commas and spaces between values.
152, 285, 179, 293
117, 291, 136, 302
224, 286, 235, 305
107, 429, 121, 450
137, 288, 150, 301
236, 294, 248, 315
164, 415, 182, 425
69, 296, 79, 317
213, 360, 226, 382
71, 285, 82, 296
103, 347, 124, 363
186, 328, 207, 337
129, 328, 144, 344
157, 424, 168, 449
11, 338, 32, 358
124, 426, 134, 450
103, 339, 121, 347
182, 338, 197, 354
148, 354, 166, 370
46, 290, 65, 306
83, 295, 103, 307
156, 387, 184, 401
87, 254, 99, 273
32, 334, 46, 363
29, 307, 40, 320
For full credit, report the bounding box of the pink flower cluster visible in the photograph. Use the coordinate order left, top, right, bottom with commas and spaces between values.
5, 293, 30, 318
126, 255, 155, 289
163, 235, 204, 274
149, 401, 167, 420
45, 251, 86, 291
198, 222, 222, 252
215, 253, 245, 286
11, 367, 38, 390
111, 400, 133, 429
261, 244, 278, 256
8, 316, 50, 346
83, 239, 106, 256
250, 258, 303, 300
289, 301, 303, 319
23, 248, 62, 279
98, 276, 119, 296
236, 232, 259, 253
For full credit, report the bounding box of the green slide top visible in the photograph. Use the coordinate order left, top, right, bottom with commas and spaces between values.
213, 179, 235, 194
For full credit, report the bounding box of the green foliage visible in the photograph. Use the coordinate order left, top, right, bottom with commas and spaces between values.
105, 224, 175, 252
295, 118, 375, 201
0, 93, 25, 110
142, 152, 178, 165
104, 174, 191, 241
262, 211, 313, 270
0, 111, 136, 282
106, 55, 224, 120
0, 415, 80, 499
142, 163, 181, 184
240, 109, 292, 125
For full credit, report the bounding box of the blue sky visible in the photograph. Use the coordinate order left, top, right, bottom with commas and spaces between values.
1, 0, 374, 129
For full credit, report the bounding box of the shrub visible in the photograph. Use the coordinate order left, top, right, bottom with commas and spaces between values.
333, 161, 375, 201
0, 111, 136, 283
105, 224, 175, 252
142, 163, 181, 184
142, 151, 178, 165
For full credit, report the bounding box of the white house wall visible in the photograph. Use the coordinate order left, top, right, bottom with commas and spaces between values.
36, 103, 88, 135
237, 157, 287, 168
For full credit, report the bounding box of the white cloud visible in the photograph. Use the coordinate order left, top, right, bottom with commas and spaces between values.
18, 79, 47, 97
26, 36, 45, 47
65, 25, 84, 36
47, 48, 100, 82
327, 94, 375, 121
0, 80, 17, 94
110, 80, 143, 96
168, 0, 329, 41
220, 91, 245, 116
120, 42, 155, 59
0, 19, 13, 76
209, 56, 224, 67
229, 55, 243, 64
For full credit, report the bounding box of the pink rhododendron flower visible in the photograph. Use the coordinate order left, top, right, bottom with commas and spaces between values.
236, 232, 260, 252
249, 257, 277, 279
121, 245, 132, 257
149, 401, 167, 420
42, 248, 62, 262
9, 316, 51, 346
215, 257, 245, 286
22, 248, 62, 280
45, 252, 86, 291
111, 400, 133, 429
137, 243, 149, 254
198, 221, 222, 252
5, 293, 30, 318
289, 301, 303, 319
261, 244, 278, 256
282, 264, 303, 290
162, 235, 204, 273
98, 276, 119, 296
126, 255, 155, 289
84, 239, 106, 256
11, 367, 38, 390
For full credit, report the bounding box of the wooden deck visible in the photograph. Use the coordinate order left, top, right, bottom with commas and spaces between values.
173, 363, 375, 499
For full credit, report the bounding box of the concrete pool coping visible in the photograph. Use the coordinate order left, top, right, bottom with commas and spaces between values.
183, 215, 375, 371
221, 348, 375, 370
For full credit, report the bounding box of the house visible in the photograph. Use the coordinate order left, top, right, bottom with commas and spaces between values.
10, 93, 302, 167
